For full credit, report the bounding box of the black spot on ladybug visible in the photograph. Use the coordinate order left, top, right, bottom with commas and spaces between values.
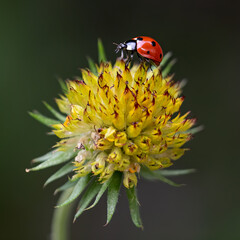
160, 53, 162, 58
147, 51, 150, 54
137, 37, 143, 41
151, 41, 156, 46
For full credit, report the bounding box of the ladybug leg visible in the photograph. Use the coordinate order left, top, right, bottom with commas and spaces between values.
144, 58, 153, 72
120, 50, 124, 59
137, 52, 145, 64
125, 51, 134, 66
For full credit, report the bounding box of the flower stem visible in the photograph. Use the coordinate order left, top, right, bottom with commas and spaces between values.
51, 188, 74, 240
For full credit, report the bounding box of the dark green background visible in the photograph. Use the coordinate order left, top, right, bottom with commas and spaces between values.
1, 0, 239, 239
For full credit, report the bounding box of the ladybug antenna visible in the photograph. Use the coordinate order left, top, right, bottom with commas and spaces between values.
113, 42, 119, 46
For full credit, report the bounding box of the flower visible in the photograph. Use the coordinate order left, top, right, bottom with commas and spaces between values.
53, 60, 195, 189
27, 40, 200, 228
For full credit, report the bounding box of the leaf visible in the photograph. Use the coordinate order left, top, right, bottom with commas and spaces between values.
58, 78, 68, 93
85, 178, 112, 210
57, 174, 90, 208
98, 38, 107, 63
158, 169, 196, 177
87, 56, 97, 75
185, 125, 204, 135
32, 150, 56, 163
74, 180, 102, 221
106, 171, 122, 225
140, 167, 183, 187
44, 162, 75, 187
160, 52, 173, 67
43, 101, 66, 122
126, 187, 143, 229
26, 150, 76, 172
29, 111, 60, 127
54, 180, 77, 195
162, 58, 177, 78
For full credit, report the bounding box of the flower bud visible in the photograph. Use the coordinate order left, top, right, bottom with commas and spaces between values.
99, 163, 114, 182
123, 141, 138, 155
114, 154, 130, 171
103, 126, 117, 142
75, 150, 91, 164
95, 138, 113, 150
91, 152, 107, 175
134, 135, 151, 153
107, 147, 122, 164
126, 122, 142, 138
142, 127, 162, 144
72, 164, 91, 180
114, 131, 127, 147
123, 172, 137, 188
160, 157, 173, 168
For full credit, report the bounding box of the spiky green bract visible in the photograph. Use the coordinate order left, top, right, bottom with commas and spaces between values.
106, 172, 122, 225
126, 187, 143, 229
74, 179, 102, 221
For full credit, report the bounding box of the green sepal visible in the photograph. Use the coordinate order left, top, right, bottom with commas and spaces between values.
106, 171, 122, 225
54, 180, 76, 195
160, 52, 172, 67
32, 150, 55, 163
98, 38, 107, 63
57, 174, 90, 208
158, 169, 196, 177
27, 150, 76, 172
140, 166, 184, 187
58, 78, 68, 94
87, 57, 97, 75
185, 125, 204, 135
162, 58, 177, 78
85, 178, 112, 210
29, 111, 60, 127
126, 187, 143, 229
74, 179, 102, 222
44, 162, 75, 187
43, 101, 66, 122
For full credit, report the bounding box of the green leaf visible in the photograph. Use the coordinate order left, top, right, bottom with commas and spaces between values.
185, 125, 204, 134
58, 78, 68, 93
74, 180, 102, 221
106, 171, 122, 225
140, 167, 183, 187
44, 162, 75, 187
158, 169, 196, 177
87, 57, 97, 75
57, 174, 90, 208
29, 111, 60, 127
54, 180, 77, 195
160, 52, 173, 67
43, 101, 66, 122
126, 187, 143, 229
162, 58, 177, 78
26, 150, 76, 172
32, 150, 55, 163
85, 178, 112, 210
98, 38, 107, 63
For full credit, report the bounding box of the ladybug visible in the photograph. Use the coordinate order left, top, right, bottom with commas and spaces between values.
115, 36, 163, 66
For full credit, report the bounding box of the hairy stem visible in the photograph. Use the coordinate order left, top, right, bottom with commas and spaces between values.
51, 188, 74, 240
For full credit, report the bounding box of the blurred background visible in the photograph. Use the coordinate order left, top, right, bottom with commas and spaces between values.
1, 0, 239, 239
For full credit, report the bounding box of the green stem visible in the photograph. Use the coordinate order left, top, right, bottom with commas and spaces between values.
51, 188, 75, 240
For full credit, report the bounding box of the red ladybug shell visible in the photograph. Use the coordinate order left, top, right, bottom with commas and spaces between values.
132, 36, 163, 66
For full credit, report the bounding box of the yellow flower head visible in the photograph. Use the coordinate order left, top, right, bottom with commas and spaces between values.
27, 41, 200, 228
52, 59, 195, 188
